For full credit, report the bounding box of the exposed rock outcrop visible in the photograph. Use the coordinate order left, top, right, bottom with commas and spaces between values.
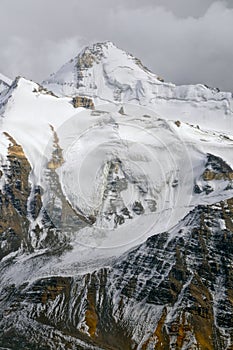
72, 96, 95, 109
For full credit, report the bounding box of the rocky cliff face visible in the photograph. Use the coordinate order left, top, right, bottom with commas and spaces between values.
0, 183, 232, 349
0, 43, 232, 350
0, 133, 32, 259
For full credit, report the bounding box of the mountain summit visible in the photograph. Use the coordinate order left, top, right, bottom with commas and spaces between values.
43, 41, 233, 133
43, 41, 162, 99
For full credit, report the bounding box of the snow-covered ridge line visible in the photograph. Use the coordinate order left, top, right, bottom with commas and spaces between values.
0, 72, 12, 87
42, 41, 233, 133
0, 72, 12, 94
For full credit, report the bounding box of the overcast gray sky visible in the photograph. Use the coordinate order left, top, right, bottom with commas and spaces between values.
0, 0, 233, 92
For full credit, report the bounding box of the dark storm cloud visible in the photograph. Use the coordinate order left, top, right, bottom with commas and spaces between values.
0, 0, 233, 92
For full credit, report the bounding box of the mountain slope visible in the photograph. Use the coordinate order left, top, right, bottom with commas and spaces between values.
0, 42, 232, 350
0, 197, 232, 349
0, 76, 78, 179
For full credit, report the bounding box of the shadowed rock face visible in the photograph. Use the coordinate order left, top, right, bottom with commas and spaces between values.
203, 154, 233, 181
0, 133, 33, 259
0, 133, 76, 261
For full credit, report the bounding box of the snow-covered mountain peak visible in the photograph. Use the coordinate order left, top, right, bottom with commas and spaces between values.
76, 40, 153, 74
42, 41, 233, 133
1, 43, 233, 350
42, 41, 162, 100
